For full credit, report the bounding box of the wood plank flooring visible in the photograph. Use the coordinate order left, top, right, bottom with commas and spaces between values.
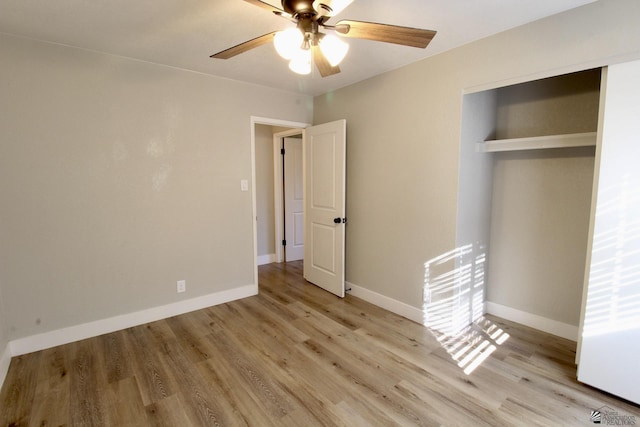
1, 260, 638, 426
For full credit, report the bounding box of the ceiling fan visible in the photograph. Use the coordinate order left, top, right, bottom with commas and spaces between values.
210, 0, 437, 77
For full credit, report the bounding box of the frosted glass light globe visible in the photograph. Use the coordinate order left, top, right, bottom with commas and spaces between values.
289, 49, 312, 75
274, 28, 304, 60
319, 34, 349, 66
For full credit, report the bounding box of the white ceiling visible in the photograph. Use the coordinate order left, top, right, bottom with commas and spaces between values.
0, 0, 595, 96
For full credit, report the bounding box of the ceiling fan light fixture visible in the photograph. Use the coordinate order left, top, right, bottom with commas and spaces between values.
288, 48, 312, 75
211, 0, 436, 80
274, 27, 304, 60
319, 34, 349, 66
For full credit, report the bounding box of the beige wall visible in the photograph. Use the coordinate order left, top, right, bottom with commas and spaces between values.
0, 33, 312, 341
313, 0, 640, 309
0, 285, 7, 386
0, 286, 7, 353
255, 124, 275, 257
495, 69, 601, 139
488, 148, 596, 325
453, 90, 497, 328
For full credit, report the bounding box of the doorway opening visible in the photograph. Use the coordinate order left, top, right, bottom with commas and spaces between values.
274, 130, 304, 263
252, 117, 347, 298
250, 117, 309, 286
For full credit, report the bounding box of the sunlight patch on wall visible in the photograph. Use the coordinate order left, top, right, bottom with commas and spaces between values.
583, 178, 640, 338
423, 244, 485, 335
422, 243, 508, 375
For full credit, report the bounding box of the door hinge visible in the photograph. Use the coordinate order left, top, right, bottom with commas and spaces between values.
282, 239, 286, 246
281, 148, 285, 155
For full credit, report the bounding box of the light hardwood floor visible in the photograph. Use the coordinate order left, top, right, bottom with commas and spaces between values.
1, 261, 638, 426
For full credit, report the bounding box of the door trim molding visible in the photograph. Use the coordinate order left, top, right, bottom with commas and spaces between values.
273, 128, 305, 263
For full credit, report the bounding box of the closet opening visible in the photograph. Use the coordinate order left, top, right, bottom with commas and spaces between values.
456, 68, 602, 342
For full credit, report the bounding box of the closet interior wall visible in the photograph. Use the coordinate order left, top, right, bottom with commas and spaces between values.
487, 69, 601, 329
458, 68, 602, 337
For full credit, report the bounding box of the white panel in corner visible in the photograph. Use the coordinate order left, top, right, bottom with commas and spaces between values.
477, 132, 597, 152
577, 60, 640, 405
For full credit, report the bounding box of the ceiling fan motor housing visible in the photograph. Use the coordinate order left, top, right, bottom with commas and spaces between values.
282, 0, 316, 16
298, 17, 319, 42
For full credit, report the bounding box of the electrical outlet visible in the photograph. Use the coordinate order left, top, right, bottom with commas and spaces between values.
177, 280, 186, 293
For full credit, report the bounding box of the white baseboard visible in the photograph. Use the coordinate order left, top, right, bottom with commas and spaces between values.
9, 284, 257, 357
0, 344, 11, 389
346, 281, 424, 324
346, 281, 578, 342
485, 301, 578, 341
257, 253, 277, 266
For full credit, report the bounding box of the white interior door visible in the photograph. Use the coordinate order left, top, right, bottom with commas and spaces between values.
303, 119, 346, 297
284, 137, 304, 261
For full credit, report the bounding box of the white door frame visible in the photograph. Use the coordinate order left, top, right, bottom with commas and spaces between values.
273, 128, 304, 263
250, 116, 310, 285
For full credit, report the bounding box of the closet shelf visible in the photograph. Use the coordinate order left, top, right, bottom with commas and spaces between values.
477, 132, 597, 153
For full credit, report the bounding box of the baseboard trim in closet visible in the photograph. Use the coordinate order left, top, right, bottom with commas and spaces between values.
347, 282, 578, 341
485, 301, 578, 341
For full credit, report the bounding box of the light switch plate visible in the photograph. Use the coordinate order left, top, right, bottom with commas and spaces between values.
241, 179, 249, 191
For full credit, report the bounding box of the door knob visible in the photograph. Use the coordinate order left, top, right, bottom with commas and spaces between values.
334, 217, 341, 224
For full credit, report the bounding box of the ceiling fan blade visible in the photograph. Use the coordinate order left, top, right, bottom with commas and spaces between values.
312, 45, 341, 78
243, 0, 290, 17
210, 32, 277, 59
334, 20, 436, 48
